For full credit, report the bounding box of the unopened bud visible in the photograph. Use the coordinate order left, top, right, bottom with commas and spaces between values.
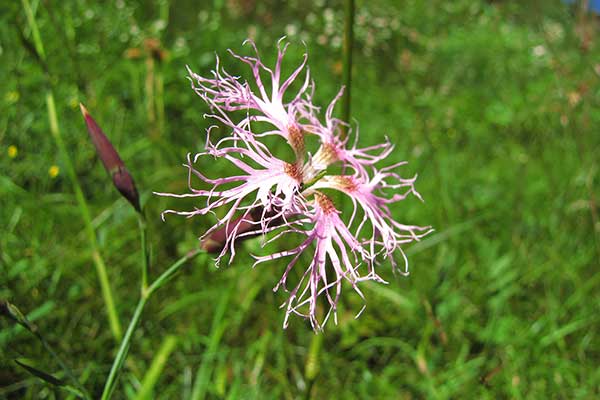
80, 103, 141, 212
200, 207, 281, 253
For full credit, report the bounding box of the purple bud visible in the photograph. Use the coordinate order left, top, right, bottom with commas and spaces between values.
200, 212, 257, 254
200, 207, 283, 253
80, 104, 141, 212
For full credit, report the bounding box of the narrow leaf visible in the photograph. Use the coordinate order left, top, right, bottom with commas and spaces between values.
15, 359, 65, 386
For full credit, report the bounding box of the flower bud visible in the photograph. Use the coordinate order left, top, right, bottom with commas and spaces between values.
80, 104, 141, 212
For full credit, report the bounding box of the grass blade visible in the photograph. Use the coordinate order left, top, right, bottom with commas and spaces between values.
134, 335, 178, 400
190, 285, 232, 400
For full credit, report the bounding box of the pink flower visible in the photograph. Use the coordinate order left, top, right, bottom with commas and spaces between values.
253, 193, 375, 330
187, 38, 313, 158
299, 87, 398, 183
310, 170, 433, 274
159, 39, 432, 330
156, 127, 303, 265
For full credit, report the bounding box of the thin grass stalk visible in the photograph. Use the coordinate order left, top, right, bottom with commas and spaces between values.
145, 54, 156, 134
20, 0, 45, 59
303, 332, 323, 400
101, 249, 202, 400
46, 92, 123, 341
34, 339, 90, 399
303, 1, 356, 398
21, 0, 123, 341
156, 70, 166, 141
133, 335, 178, 400
190, 284, 232, 400
341, 0, 355, 139
100, 296, 147, 400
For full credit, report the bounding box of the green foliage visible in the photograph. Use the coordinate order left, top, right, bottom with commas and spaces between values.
1, 0, 599, 398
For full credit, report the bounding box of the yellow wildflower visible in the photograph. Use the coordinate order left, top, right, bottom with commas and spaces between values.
8, 145, 18, 158
49, 165, 60, 178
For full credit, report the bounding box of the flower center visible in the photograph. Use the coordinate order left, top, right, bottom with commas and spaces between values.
287, 123, 305, 157
315, 192, 336, 214
284, 162, 303, 182
316, 142, 338, 165
335, 175, 357, 192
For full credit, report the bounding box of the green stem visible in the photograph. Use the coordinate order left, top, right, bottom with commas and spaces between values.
303, 333, 323, 400
101, 296, 147, 400
189, 283, 232, 400
138, 213, 149, 291
341, 0, 355, 138
20, 0, 45, 60
146, 249, 202, 296
90, 249, 122, 341
101, 249, 202, 400
22, 0, 123, 342
302, 4, 355, 398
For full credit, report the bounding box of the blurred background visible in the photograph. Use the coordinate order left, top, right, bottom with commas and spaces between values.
1, 0, 599, 398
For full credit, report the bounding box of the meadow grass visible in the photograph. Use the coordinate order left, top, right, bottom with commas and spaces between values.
1, 0, 599, 398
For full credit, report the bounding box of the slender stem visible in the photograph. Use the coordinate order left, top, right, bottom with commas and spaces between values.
22, 0, 123, 341
146, 249, 202, 296
138, 213, 149, 291
101, 249, 202, 399
90, 249, 122, 341
20, 0, 45, 60
341, 0, 355, 138
303, 3, 355, 398
145, 55, 156, 137
101, 296, 147, 400
156, 69, 165, 140
303, 332, 323, 400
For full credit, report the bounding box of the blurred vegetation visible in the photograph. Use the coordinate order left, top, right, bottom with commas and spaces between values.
1, 0, 599, 398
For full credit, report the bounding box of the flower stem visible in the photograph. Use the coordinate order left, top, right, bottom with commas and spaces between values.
100, 248, 202, 400
341, 0, 356, 137
100, 296, 147, 400
146, 249, 202, 295
138, 213, 149, 291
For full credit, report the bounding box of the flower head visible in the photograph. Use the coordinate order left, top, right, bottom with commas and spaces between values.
159, 40, 432, 330
253, 192, 373, 330
187, 38, 312, 159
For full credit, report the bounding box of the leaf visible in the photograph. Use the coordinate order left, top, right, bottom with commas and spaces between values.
14, 359, 87, 398
14, 359, 65, 386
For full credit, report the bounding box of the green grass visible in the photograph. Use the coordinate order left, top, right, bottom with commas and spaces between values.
1, 0, 599, 398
